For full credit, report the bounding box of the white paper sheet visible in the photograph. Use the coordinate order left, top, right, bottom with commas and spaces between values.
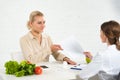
59, 35, 85, 63
60, 36, 84, 53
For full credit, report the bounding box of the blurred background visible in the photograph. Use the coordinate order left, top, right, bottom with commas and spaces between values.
0, 0, 120, 67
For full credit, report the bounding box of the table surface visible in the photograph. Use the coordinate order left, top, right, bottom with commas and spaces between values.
0, 61, 82, 80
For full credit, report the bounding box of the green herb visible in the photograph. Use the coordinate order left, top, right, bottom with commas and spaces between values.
5, 61, 19, 74
4, 60, 36, 77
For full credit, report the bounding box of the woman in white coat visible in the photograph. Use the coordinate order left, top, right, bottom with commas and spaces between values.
78, 20, 120, 80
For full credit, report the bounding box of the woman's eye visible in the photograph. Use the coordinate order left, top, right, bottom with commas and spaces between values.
37, 21, 45, 24
43, 21, 45, 24
38, 22, 42, 24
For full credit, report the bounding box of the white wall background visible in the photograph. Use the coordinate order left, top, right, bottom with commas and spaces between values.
0, 0, 120, 67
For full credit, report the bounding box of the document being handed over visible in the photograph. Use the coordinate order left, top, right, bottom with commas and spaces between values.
59, 36, 85, 63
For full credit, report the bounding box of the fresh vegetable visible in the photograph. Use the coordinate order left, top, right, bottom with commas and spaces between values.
34, 66, 42, 75
19, 60, 36, 76
14, 70, 25, 77
86, 57, 91, 64
4, 61, 19, 74
4, 60, 36, 77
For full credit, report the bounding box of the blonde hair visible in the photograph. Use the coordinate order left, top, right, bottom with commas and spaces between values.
27, 11, 44, 29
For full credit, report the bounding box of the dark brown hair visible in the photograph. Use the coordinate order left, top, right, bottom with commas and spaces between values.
101, 20, 120, 50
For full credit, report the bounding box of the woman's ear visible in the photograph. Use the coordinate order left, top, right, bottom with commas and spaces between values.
28, 21, 32, 28
103, 34, 109, 43
100, 30, 107, 43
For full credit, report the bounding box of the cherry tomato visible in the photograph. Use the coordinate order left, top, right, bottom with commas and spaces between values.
34, 66, 42, 75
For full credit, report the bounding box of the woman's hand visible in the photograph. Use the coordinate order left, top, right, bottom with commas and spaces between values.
84, 52, 93, 60
63, 57, 77, 65
51, 44, 63, 53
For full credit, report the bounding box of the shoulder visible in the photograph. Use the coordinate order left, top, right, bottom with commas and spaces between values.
99, 45, 119, 55
20, 32, 30, 42
97, 45, 117, 59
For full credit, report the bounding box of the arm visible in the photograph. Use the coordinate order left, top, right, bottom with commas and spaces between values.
50, 44, 66, 61
51, 45, 76, 65
48, 36, 76, 65
78, 53, 102, 79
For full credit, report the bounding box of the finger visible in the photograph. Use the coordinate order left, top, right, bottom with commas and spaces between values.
56, 45, 63, 50
54, 44, 62, 48
69, 61, 76, 65
57, 45, 63, 50
84, 52, 89, 54
67, 60, 76, 65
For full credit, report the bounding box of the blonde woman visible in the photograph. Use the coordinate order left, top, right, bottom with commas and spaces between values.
20, 11, 76, 65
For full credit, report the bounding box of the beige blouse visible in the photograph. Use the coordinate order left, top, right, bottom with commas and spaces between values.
20, 32, 66, 64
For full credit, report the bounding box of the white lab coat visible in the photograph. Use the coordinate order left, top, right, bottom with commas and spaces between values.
78, 45, 120, 80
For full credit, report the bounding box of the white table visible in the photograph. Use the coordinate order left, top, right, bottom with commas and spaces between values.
0, 61, 81, 80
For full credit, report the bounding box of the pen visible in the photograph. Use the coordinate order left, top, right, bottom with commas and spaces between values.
70, 67, 82, 70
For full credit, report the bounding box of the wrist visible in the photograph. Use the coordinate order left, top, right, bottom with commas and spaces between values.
63, 57, 70, 61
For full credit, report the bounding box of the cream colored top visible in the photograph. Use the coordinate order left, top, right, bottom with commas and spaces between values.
20, 32, 66, 64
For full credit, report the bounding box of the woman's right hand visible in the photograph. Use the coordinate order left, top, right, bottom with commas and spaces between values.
84, 52, 93, 60
51, 44, 63, 53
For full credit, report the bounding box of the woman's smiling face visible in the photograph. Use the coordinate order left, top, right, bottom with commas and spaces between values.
30, 16, 45, 33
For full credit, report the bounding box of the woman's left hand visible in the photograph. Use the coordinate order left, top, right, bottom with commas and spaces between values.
63, 57, 76, 65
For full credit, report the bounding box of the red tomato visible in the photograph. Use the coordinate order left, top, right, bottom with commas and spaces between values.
34, 66, 42, 75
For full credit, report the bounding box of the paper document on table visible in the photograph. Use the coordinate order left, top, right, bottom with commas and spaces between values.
60, 36, 85, 62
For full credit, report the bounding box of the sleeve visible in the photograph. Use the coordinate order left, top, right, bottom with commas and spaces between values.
78, 52, 103, 79
20, 37, 42, 64
47, 36, 66, 61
